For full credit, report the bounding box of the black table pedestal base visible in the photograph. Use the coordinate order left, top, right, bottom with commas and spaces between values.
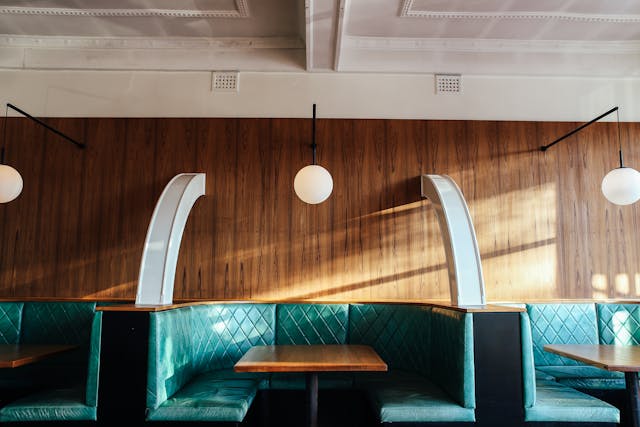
625, 372, 640, 427
306, 372, 319, 427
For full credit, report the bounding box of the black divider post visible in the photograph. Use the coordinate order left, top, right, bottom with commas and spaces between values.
97, 310, 150, 427
473, 311, 525, 427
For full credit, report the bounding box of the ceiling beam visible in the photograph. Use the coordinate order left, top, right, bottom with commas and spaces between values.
333, 0, 349, 71
307, 0, 339, 71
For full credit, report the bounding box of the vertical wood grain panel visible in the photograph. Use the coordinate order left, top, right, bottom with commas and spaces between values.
1, 117, 639, 302
1, 118, 46, 296
47, 118, 85, 297
88, 118, 128, 298
114, 119, 157, 298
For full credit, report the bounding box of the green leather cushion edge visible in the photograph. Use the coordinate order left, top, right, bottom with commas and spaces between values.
365, 371, 475, 423
146, 373, 258, 422
525, 380, 619, 423
0, 386, 96, 422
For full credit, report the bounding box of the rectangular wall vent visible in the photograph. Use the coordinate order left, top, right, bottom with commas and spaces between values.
212, 71, 239, 92
435, 74, 462, 94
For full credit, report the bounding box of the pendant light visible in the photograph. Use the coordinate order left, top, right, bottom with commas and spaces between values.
294, 104, 333, 204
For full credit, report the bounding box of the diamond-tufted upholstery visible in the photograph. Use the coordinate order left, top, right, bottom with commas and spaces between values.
276, 304, 348, 345
191, 304, 276, 373
0, 302, 23, 344
523, 303, 635, 394
597, 303, 640, 345
349, 304, 430, 375
147, 304, 275, 422
349, 304, 475, 421
527, 303, 599, 367
147, 302, 476, 423
520, 304, 628, 423
0, 302, 102, 422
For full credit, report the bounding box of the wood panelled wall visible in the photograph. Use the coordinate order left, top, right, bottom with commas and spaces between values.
1, 117, 639, 301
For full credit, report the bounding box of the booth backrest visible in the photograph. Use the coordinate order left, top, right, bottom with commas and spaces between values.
348, 304, 431, 376
276, 304, 348, 345
191, 303, 276, 372
148, 303, 475, 410
0, 302, 22, 344
147, 307, 195, 409
526, 303, 598, 367
596, 303, 640, 345
520, 312, 537, 408
147, 304, 276, 410
0, 301, 100, 406
430, 307, 475, 409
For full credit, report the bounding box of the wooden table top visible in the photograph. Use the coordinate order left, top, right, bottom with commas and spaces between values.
0, 344, 78, 369
544, 344, 640, 372
234, 344, 388, 373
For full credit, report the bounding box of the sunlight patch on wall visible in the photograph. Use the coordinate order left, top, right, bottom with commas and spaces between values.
615, 274, 630, 296
471, 182, 557, 300
482, 244, 556, 300
592, 274, 608, 299
85, 281, 136, 298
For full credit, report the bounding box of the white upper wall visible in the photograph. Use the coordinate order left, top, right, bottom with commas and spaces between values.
1, 70, 639, 121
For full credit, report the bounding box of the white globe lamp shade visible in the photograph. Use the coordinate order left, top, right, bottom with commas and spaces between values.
601, 167, 640, 205
294, 164, 333, 204
0, 164, 23, 203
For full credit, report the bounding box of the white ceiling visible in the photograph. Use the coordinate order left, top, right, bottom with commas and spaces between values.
1, 0, 639, 76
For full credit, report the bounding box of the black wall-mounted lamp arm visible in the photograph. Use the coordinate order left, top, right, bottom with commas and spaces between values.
6, 103, 86, 150
540, 106, 618, 152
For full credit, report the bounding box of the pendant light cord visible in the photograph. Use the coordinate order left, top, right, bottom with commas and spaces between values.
1, 104, 8, 164
311, 103, 317, 165
617, 107, 624, 168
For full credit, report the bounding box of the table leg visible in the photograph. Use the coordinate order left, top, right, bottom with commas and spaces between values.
306, 372, 319, 427
625, 372, 640, 427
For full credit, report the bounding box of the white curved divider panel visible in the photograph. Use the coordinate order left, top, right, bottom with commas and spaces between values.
136, 173, 206, 305
421, 174, 486, 307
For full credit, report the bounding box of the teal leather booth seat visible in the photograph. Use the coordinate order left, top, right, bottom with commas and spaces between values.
518, 302, 640, 424
0, 301, 102, 422
146, 303, 475, 424
526, 303, 640, 391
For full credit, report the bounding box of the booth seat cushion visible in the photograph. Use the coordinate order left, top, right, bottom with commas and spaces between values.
536, 366, 624, 381
202, 369, 270, 390
537, 366, 625, 390
0, 385, 96, 422
146, 371, 259, 422
525, 380, 620, 423
535, 370, 556, 381
363, 371, 475, 423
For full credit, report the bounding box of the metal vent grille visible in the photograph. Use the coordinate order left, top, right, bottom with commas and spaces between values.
212, 72, 239, 92
435, 74, 462, 94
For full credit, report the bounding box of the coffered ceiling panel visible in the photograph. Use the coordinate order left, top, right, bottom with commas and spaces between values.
0, 0, 639, 76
